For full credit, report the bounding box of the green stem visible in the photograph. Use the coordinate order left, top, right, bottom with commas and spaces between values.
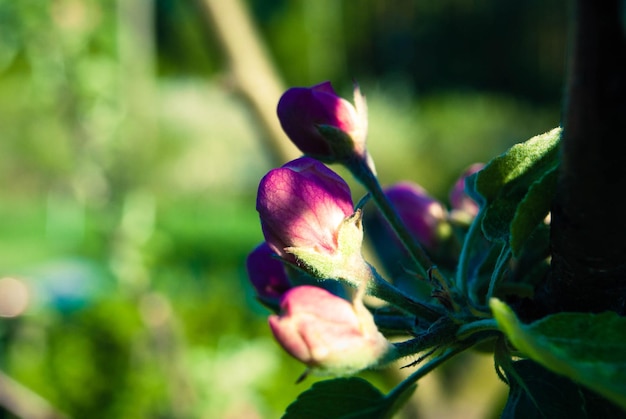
391, 320, 456, 359
385, 343, 471, 403
367, 266, 445, 322
455, 209, 485, 298
486, 245, 512, 303
373, 313, 416, 334
455, 318, 499, 341
345, 156, 434, 280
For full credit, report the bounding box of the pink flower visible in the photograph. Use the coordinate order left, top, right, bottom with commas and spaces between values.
277, 81, 367, 162
256, 157, 354, 260
246, 242, 291, 304
385, 182, 448, 252
449, 163, 484, 219
269, 285, 393, 374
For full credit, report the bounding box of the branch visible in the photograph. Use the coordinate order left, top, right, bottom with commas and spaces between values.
196, 0, 300, 166
0, 371, 68, 419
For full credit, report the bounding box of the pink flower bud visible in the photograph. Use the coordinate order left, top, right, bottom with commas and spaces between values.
277, 81, 367, 162
385, 182, 448, 252
449, 163, 484, 219
256, 157, 354, 260
269, 285, 393, 374
246, 242, 291, 304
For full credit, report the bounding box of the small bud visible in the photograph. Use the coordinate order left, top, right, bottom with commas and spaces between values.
269, 285, 394, 376
449, 163, 484, 223
246, 242, 291, 306
257, 157, 351, 252
385, 182, 449, 253
277, 81, 369, 163
257, 157, 373, 284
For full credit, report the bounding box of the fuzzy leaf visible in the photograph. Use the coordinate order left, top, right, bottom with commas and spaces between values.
510, 167, 558, 256
481, 191, 521, 242
283, 377, 412, 419
476, 128, 560, 243
491, 299, 626, 411
475, 128, 561, 201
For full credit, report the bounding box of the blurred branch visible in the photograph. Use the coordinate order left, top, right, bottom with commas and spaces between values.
0, 371, 68, 419
196, 0, 300, 166
115, 0, 158, 188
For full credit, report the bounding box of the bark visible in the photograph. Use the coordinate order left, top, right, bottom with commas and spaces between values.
535, 0, 626, 317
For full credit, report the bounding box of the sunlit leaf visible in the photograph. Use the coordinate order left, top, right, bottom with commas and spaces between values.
491, 299, 626, 411
475, 127, 560, 243
475, 128, 561, 201
283, 377, 411, 419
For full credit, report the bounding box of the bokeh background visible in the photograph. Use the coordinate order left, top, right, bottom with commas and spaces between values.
0, 1, 566, 418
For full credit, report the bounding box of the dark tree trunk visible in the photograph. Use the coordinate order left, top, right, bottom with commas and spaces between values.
536, 0, 626, 317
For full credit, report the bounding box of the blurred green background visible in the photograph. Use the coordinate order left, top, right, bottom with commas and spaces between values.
0, 1, 565, 418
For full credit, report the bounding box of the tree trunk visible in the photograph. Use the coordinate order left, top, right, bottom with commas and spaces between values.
537, 0, 626, 317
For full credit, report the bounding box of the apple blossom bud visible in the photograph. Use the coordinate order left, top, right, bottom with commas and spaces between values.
268, 285, 394, 375
277, 81, 368, 163
246, 242, 291, 305
449, 163, 484, 222
256, 157, 354, 261
385, 182, 449, 253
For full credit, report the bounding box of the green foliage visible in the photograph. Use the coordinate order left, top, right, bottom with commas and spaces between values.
279, 124, 621, 417
501, 360, 625, 419
284, 377, 414, 419
491, 299, 626, 411
509, 168, 558, 256
1, 1, 614, 418
473, 127, 560, 248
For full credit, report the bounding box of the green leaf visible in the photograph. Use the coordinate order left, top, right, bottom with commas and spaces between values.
481, 190, 521, 242
283, 377, 413, 419
510, 167, 558, 256
491, 299, 626, 411
475, 127, 560, 243
509, 222, 550, 287
502, 360, 625, 419
475, 128, 561, 201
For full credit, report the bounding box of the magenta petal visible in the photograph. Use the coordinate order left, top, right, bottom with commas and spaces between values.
269, 286, 361, 365
385, 182, 447, 250
282, 158, 353, 206
277, 87, 334, 156
257, 157, 354, 257
277, 81, 362, 159
310, 81, 337, 95
279, 286, 358, 326
246, 242, 291, 301
269, 286, 391, 370
269, 313, 312, 363
312, 91, 360, 134
449, 163, 484, 217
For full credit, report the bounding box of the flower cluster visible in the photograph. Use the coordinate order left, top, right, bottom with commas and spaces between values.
246, 81, 483, 377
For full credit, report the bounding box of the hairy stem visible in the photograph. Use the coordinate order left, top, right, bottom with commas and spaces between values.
385, 343, 472, 403
367, 265, 445, 322
346, 156, 435, 280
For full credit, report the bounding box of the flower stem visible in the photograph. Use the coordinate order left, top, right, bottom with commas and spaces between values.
455, 209, 485, 299
385, 343, 471, 404
345, 156, 434, 280
486, 245, 512, 303
367, 266, 445, 322
392, 328, 453, 359
455, 318, 499, 341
